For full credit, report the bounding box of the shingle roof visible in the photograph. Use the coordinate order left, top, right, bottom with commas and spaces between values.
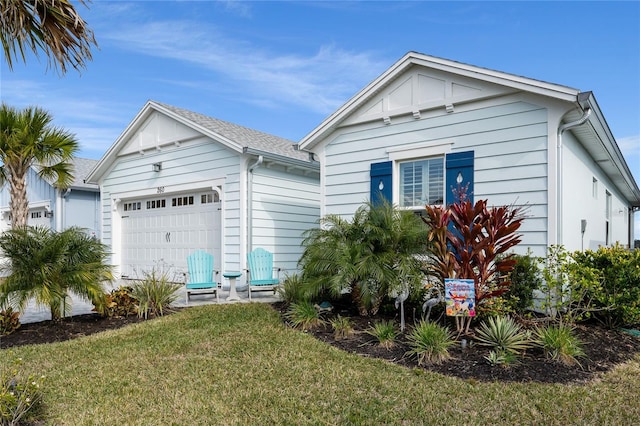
153, 101, 310, 162
70, 157, 99, 189
35, 157, 98, 190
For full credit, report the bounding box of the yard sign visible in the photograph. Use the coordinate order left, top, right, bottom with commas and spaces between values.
445, 278, 476, 317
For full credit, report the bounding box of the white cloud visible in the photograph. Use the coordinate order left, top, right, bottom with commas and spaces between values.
101, 20, 385, 115
1, 78, 131, 158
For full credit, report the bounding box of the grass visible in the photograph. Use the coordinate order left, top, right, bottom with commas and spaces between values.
2, 303, 639, 425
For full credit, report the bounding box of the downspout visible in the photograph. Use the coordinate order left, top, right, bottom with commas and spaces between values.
247, 155, 264, 256
557, 107, 591, 246
55, 189, 63, 231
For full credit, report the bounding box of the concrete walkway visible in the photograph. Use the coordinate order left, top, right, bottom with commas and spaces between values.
19, 281, 281, 324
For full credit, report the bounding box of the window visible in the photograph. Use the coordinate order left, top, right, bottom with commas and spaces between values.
201, 193, 219, 204
146, 199, 166, 209
171, 196, 194, 207
592, 177, 598, 198
399, 157, 444, 208
123, 202, 141, 211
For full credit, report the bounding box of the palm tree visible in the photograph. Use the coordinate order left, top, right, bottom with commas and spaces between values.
0, 226, 112, 321
0, 103, 78, 228
1, 0, 96, 73
300, 200, 429, 316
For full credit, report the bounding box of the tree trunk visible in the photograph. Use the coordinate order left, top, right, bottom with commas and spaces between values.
8, 165, 28, 228
350, 283, 369, 316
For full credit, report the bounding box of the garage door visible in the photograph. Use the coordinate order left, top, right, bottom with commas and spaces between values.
28, 207, 51, 228
120, 190, 221, 281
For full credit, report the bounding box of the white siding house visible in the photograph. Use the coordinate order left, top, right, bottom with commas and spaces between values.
297, 52, 640, 256
0, 157, 100, 236
86, 101, 320, 286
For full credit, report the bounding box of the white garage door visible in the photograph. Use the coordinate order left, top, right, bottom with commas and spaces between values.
120, 191, 221, 281
28, 208, 51, 228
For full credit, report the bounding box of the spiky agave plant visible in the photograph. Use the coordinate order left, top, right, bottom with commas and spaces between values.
474, 315, 533, 356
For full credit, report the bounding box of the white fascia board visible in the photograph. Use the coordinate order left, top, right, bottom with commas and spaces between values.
243, 148, 319, 171
0, 200, 53, 212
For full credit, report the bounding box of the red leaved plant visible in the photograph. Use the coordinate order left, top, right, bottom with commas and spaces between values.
424, 198, 526, 307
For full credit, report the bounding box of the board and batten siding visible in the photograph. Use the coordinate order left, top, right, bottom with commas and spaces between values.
25, 168, 57, 210
250, 166, 320, 274
0, 168, 56, 230
322, 99, 550, 256
63, 190, 100, 237
99, 136, 242, 275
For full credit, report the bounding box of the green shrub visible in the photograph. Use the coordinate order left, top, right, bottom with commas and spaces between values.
534, 324, 586, 366
285, 301, 325, 330
539, 245, 603, 325
130, 270, 181, 319
504, 250, 542, 312
0, 226, 112, 321
0, 308, 20, 336
405, 321, 454, 365
329, 315, 354, 340
97, 286, 138, 318
474, 315, 533, 355
365, 320, 398, 349
299, 200, 429, 316
276, 273, 310, 305
0, 357, 45, 426
572, 244, 640, 327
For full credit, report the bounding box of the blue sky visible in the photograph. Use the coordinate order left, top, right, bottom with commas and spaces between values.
1, 1, 639, 233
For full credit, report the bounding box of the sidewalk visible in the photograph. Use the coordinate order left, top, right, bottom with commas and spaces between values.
18, 282, 281, 324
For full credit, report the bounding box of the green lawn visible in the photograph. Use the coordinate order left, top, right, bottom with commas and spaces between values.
3, 303, 639, 425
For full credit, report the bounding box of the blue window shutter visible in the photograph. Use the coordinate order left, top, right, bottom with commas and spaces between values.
370, 161, 392, 205
445, 151, 474, 205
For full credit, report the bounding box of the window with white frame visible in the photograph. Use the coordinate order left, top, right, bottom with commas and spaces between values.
399, 157, 444, 208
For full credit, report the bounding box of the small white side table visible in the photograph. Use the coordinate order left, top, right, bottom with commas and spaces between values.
223, 271, 242, 302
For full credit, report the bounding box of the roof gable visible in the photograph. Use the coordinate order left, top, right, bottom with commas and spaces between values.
298, 51, 580, 150
87, 101, 312, 183
343, 64, 512, 128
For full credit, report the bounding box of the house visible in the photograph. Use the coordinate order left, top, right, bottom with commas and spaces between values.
297, 51, 640, 256
0, 157, 100, 236
85, 101, 320, 284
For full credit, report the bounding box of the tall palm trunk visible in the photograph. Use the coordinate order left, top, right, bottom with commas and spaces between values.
8, 164, 28, 228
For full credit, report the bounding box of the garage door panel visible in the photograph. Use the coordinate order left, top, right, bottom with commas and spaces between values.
121, 192, 221, 279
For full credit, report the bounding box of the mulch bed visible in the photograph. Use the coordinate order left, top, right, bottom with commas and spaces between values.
274, 301, 640, 385
3, 304, 639, 385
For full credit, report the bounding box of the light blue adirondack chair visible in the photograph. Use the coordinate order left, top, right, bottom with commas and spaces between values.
185, 250, 219, 304
246, 248, 281, 301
